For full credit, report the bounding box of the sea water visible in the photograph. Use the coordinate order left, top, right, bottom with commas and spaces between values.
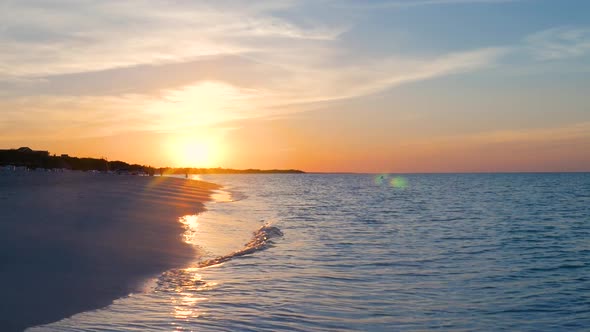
31, 173, 590, 331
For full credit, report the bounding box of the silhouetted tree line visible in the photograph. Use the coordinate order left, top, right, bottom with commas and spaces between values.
0, 148, 304, 174
0, 148, 155, 174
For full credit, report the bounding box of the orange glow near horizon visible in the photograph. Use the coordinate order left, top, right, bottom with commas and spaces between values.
3, 117, 590, 172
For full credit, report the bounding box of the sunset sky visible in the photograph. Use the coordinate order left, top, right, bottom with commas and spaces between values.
1, 0, 589, 172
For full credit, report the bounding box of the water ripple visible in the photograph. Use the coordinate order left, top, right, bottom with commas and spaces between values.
33, 173, 590, 331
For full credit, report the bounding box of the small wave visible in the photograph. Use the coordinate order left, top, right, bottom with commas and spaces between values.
210, 188, 248, 203
197, 225, 283, 268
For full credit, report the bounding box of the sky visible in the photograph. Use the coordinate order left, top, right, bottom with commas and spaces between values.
1, 0, 589, 172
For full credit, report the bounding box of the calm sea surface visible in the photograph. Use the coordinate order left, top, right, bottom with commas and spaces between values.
32, 173, 590, 331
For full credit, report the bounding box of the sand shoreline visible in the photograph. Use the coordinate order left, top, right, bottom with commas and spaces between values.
0, 172, 219, 332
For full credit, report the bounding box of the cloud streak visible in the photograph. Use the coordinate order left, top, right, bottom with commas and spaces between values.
331, 0, 522, 9
0, 0, 343, 77
526, 27, 590, 60
0, 45, 504, 139
0, 0, 511, 139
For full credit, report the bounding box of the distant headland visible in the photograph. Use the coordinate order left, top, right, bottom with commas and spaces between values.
0, 147, 304, 175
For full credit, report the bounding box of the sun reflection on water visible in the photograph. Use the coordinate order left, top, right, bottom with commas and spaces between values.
172, 214, 227, 327
178, 214, 199, 244
170, 270, 219, 325
158, 266, 221, 328
171, 197, 258, 328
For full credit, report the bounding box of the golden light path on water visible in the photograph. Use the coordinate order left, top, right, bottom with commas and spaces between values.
170, 186, 244, 328
170, 266, 219, 326
170, 214, 225, 329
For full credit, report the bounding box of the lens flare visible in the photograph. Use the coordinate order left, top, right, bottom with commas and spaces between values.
390, 176, 408, 189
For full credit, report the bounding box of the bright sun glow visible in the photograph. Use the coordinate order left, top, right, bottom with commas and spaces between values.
166, 136, 224, 168
145, 81, 263, 131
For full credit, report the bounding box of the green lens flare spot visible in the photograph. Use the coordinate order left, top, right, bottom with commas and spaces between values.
390, 176, 408, 189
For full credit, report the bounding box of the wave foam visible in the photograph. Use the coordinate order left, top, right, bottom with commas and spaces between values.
197, 225, 283, 268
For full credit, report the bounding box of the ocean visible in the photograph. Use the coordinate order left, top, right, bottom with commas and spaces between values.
29, 173, 590, 331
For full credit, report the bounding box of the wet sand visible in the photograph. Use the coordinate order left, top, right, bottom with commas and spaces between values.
0, 172, 219, 331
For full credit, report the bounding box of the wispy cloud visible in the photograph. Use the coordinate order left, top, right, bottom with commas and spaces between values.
526, 27, 590, 60
322, 47, 506, 102
0, 0, 344, 78
0, 43, 504, 139
331, 0, 522, 9
0, 0, 510, 139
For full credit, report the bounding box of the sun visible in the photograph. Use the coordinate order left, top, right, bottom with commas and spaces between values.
166, 136, 223, 168
181, 142, 211, 166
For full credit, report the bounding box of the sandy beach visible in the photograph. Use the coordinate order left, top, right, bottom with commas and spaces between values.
0, 172, 219, 331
